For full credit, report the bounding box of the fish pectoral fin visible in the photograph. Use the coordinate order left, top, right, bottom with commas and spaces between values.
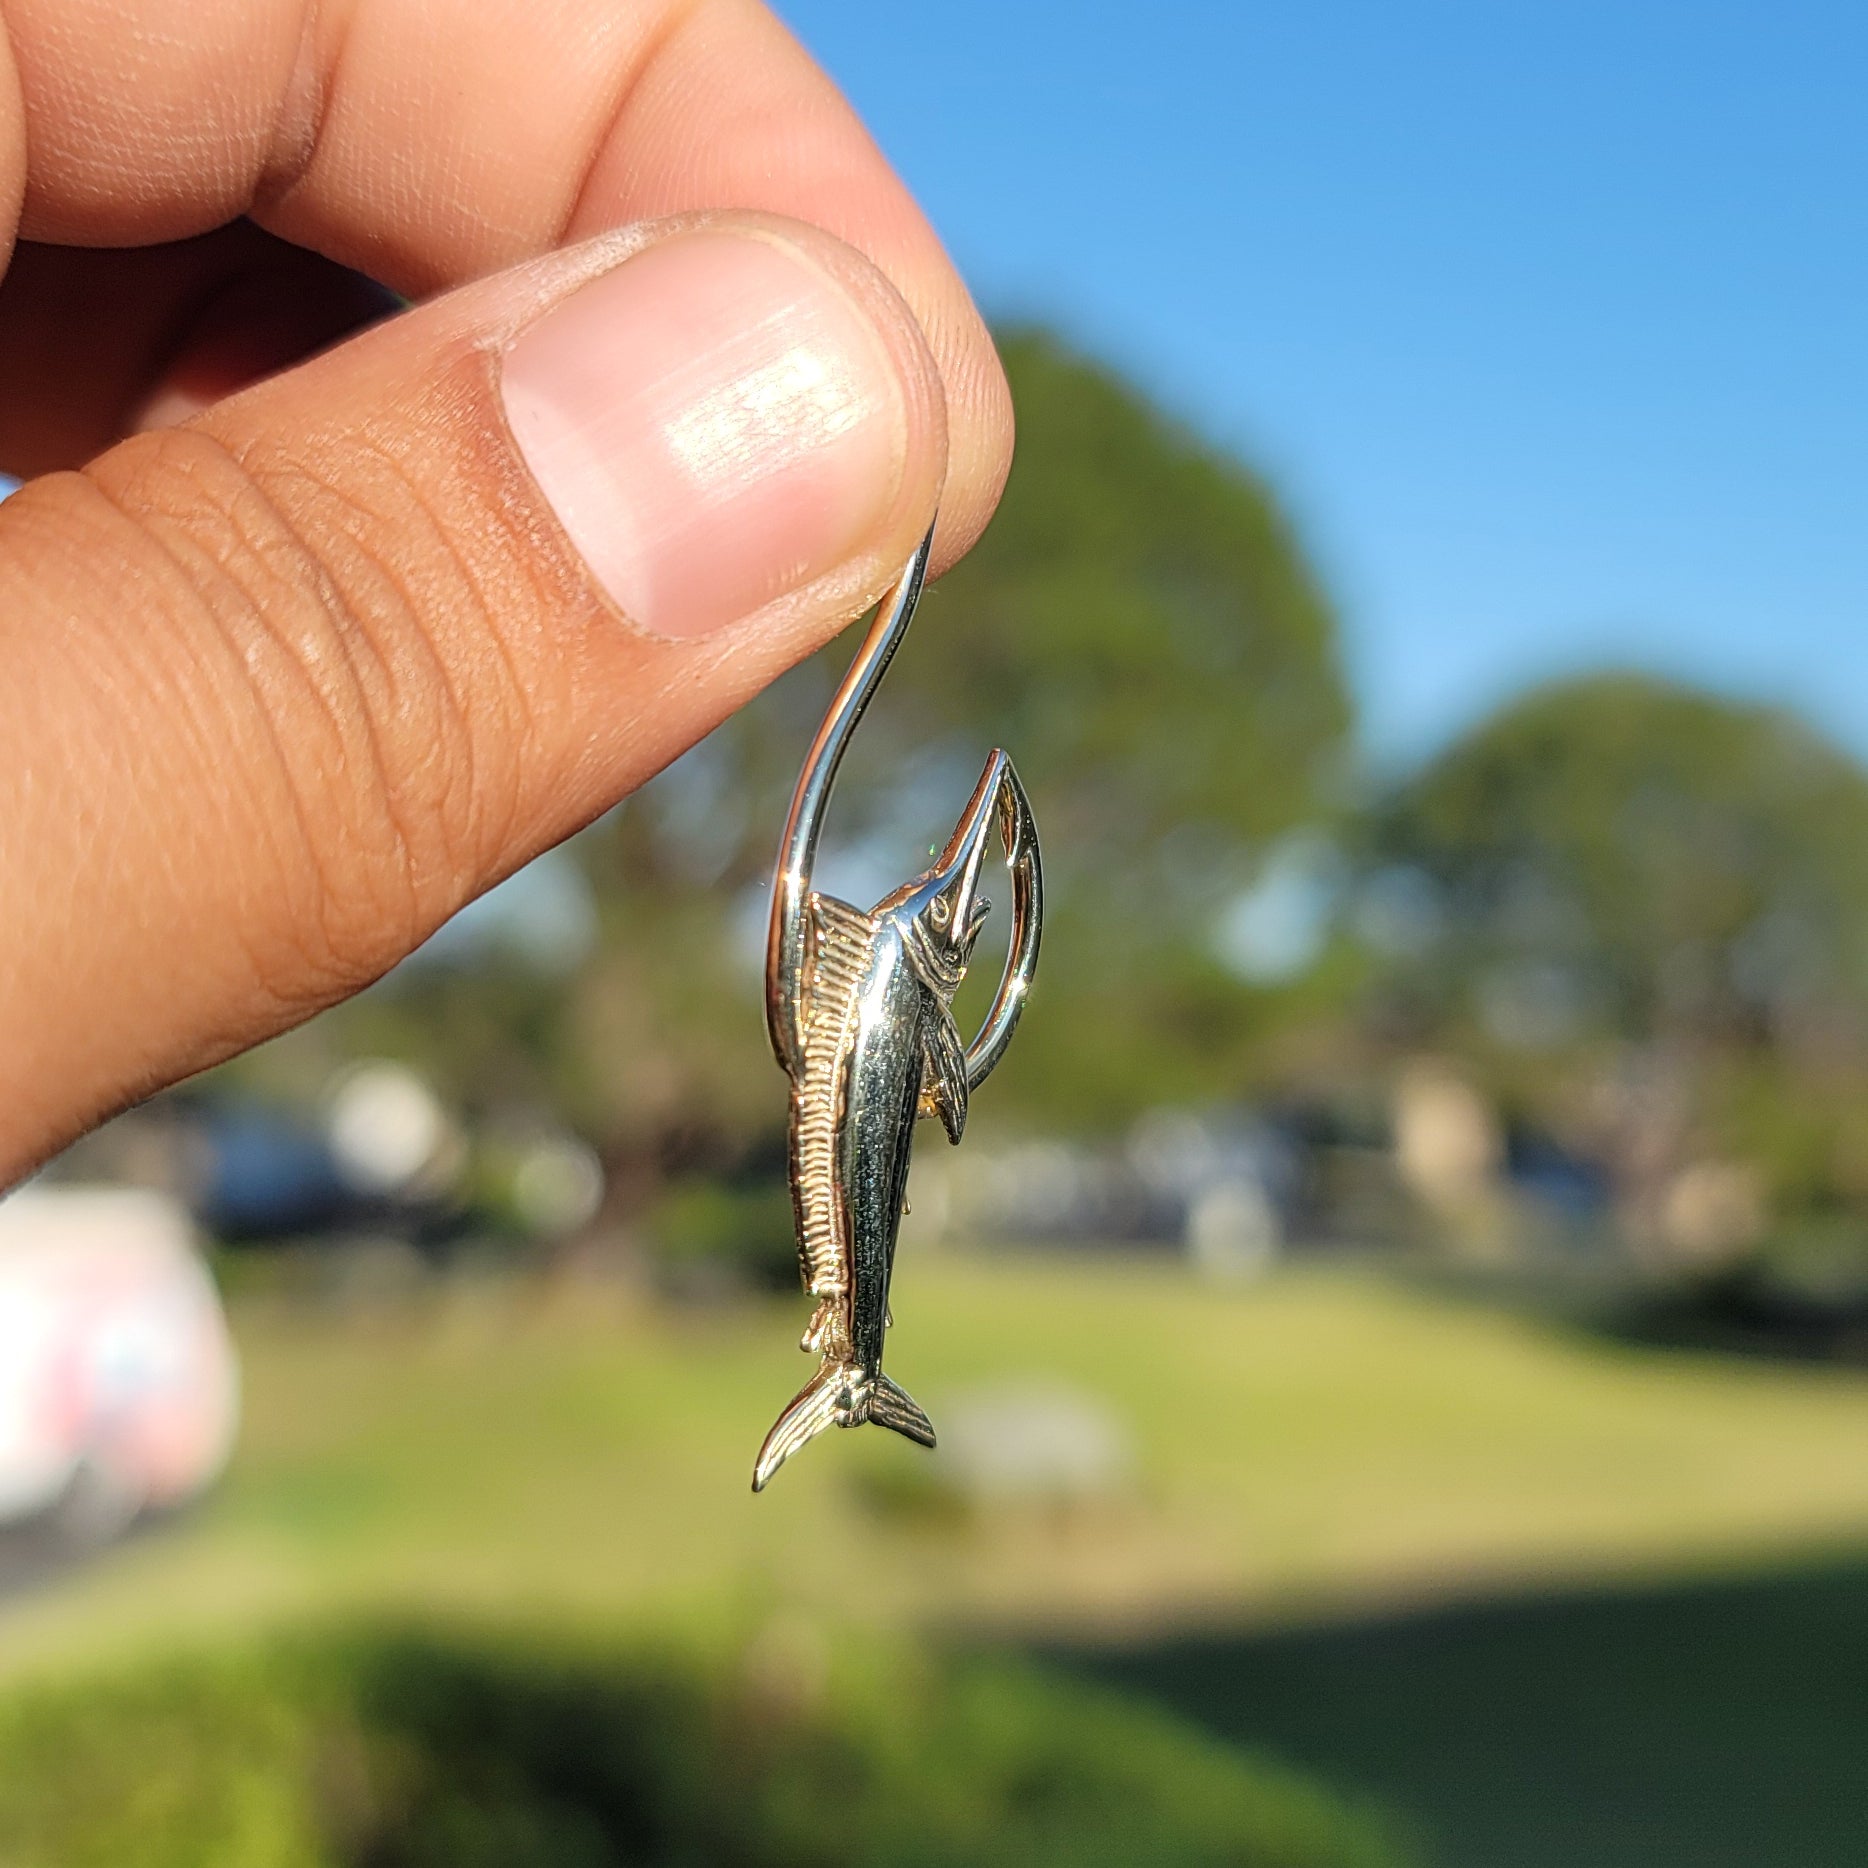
752, 1363, 850, 1492
919, 1008, 969, 1144
800, 1297, 847, 1356
867, 1373, 937, 1448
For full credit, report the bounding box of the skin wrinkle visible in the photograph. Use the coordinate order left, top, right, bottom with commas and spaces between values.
14, 475, 261, 915
91, 432, 442, 997
558, 0, 702, 252
382, 403, 559, 862
10, 0, 293, 239
263, 431, 539, 893
18, 484, 331, 1052
238, 460, 452, 976
256, 0, 348, 218
343, 374, 579, 867
221, 453, 491, 976
257, 0, 655, 287
243, 445, 470, 773
208, 349, 598, 930
77, 443, 382, 1001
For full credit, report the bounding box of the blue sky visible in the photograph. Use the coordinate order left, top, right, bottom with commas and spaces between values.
781, 0, 1867, 771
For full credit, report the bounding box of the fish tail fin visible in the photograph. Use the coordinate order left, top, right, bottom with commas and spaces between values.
751, 1361, 850, 1492
866, 1372, 937, 1449
751, 1365, 937, 1491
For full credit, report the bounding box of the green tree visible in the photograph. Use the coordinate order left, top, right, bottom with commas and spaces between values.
1373, 673, 1868, 1050
1368, 672, 1868, 1229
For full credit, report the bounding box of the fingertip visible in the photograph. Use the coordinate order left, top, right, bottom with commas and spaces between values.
495, 211, 949, 648
929, 321, 1014, 577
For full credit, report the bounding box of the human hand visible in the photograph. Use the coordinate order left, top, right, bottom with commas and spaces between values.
0, 0, 1012, 1183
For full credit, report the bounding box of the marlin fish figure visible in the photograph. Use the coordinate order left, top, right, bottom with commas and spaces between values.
753, 524, 1042, 1492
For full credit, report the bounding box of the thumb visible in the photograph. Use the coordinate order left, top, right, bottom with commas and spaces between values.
0, 215, 948, 1181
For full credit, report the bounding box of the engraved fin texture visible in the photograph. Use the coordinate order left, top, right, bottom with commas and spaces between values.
791, 896, 874, 1300
751, 1363, 936, 1490
751, 1362, 847, 1492
919, 1007, 970, 1144
866, 1373, 937, 1448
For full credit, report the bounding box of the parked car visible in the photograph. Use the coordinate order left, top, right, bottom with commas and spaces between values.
0, 1186, 239, 1543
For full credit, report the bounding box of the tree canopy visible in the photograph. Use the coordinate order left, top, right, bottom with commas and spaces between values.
1372, 673, 1868, 1057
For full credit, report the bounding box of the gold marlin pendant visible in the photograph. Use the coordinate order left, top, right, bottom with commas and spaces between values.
753, 523, 1043, 1491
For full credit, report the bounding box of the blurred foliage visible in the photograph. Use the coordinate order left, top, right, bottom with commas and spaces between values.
0, 1621, 1412, 1868
646, 1173, 796, 1292
1368, 672, 1868, 1233
921, 330, 1352, 1119
1374, 673, 1868, 1048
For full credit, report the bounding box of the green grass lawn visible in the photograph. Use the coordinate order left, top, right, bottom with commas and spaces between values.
5, 1251, 1868, 1864
6, 1251, 1868, 1675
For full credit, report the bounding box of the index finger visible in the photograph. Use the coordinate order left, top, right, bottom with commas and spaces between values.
0, 0, 1011, 562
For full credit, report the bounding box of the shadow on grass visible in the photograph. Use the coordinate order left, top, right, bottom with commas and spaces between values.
1044, 1551, 1868, 1868
1596, 1271, 1868, 1368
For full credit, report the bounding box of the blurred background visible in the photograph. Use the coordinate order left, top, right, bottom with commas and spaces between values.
2, 3, 1866, 1864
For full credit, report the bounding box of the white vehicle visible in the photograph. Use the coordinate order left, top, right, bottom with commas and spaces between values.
0, 1186, 239, 1541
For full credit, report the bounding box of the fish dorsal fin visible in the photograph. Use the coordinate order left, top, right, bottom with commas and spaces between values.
808, 892, 873, 954
920, 1005, 969, 1144
805, 894, 874, 1003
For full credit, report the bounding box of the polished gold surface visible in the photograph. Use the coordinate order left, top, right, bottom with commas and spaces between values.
753, 524, 1043, 1491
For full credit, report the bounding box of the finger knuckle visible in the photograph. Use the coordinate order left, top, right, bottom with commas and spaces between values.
83, 423, 541, 1004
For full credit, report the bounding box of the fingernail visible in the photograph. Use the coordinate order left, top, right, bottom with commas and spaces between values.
502, 231, 907, 640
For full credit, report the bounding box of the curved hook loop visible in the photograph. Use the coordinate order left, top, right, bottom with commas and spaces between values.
765, 518, 1042, 1092
766, 527, 933, 1077
962, 753, 1044, 1092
